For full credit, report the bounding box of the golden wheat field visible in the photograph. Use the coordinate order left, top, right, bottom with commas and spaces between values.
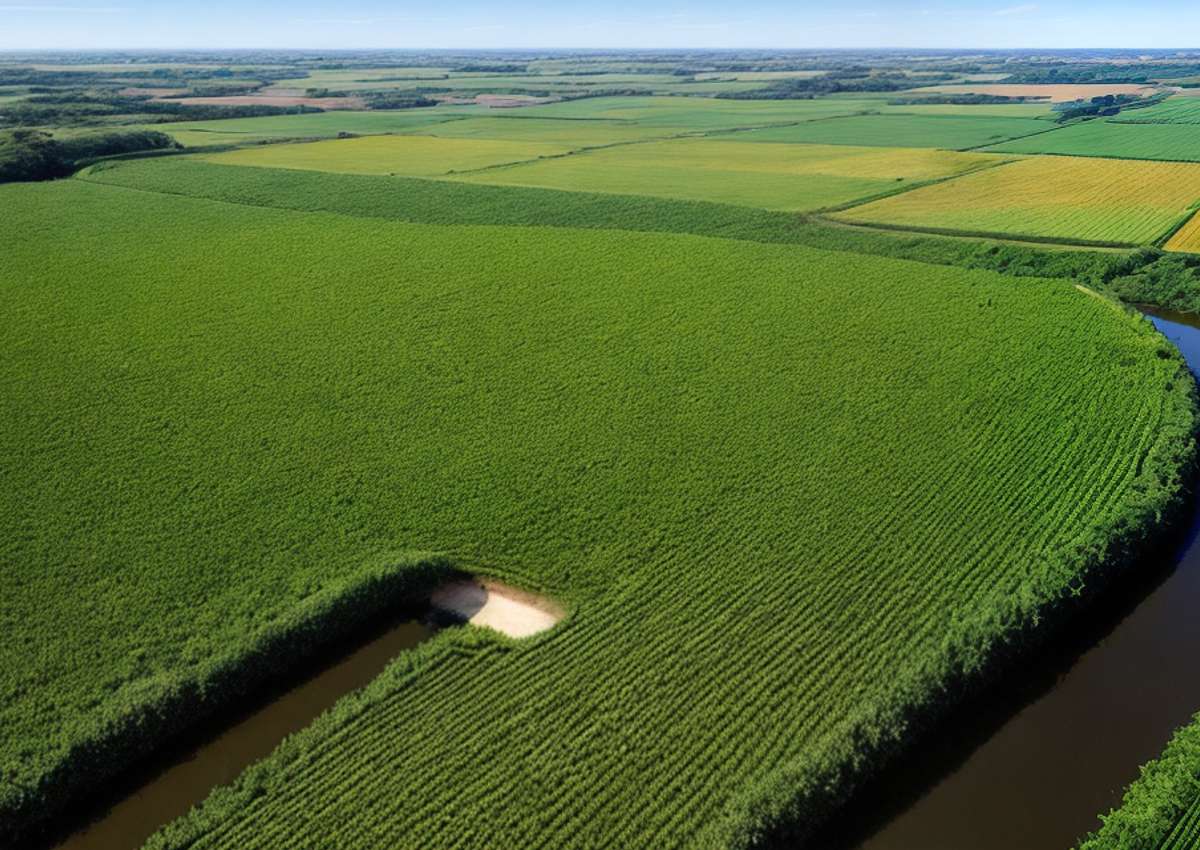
458, 138, 1009, 211
1167, 210, 1200, 253
834, 155, 1200, 245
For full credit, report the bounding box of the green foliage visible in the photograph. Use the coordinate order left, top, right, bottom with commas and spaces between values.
1111, 97, 1200, 125
1077, 715, 1200, 850
726, 113, 1050, 149
714, 71, 920, 99
1, 175, 1194, 849
0, 129, 175, 183
361, 92, 438, 109
0, 92, 324, 128
0, 130, 66, 182
986, 120, 1200, 162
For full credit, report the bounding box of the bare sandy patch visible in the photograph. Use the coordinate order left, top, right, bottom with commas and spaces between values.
909, 83, 1159, 102
430, 579, 562, 638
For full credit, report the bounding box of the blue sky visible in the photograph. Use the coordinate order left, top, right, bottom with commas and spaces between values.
3, 1, 1200, 51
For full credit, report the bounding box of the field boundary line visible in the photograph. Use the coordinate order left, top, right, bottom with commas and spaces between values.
817, 156, 1022, 215
818, 215, 1140, 251
977, 146, 1200, 166
1156, 203, 1200, 249
957, 120, 1076, 152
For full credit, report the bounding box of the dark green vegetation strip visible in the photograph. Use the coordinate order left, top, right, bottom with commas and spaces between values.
985, 120, 1200, 162
721, 113, 1051, 150
2, 176, 1195, 848
84, 158, 1200, 313
1077, 714, 1200, 850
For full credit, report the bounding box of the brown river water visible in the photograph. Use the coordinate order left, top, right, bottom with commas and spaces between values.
47, 619, 432, 850
46, 308, 1200, 850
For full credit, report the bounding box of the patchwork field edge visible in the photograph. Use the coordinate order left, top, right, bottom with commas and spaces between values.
80, 160, 1200, 309
79, 158, 1133, 257
817, 214, 1143, 250
812, 156, 1019, 214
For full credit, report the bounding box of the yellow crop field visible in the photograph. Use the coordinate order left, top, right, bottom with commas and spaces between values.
458, 138, 1009, 211
202, 134, 573, 177
835, 155, 1200, 245
1167, 211, 1200, 253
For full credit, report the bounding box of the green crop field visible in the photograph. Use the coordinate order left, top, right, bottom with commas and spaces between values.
12, 49, 1200, 850
1, 165, 1193, 849
1110, 97, 1200, 124
411, 115, 686, 145
502, 95, 885, 128
984, 120, 1200, 162
728, 113, 1052, 149
453, 138, 1009, 210
202, 133, 574, 176
835, 155, 1200, 245
127, 110, 468, 148
879, 103, 1056, 118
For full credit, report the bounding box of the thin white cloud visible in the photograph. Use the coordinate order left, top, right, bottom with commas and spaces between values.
995, 3, 1038, 15
0, 4, 126, 9
289, 14, 447, 26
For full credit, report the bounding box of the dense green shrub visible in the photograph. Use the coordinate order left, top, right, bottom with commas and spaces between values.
0, 129, 176, 183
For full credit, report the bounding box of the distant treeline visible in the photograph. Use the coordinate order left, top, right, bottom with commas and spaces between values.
303, 88, 439, 109
0, 92, 322, 127
887, 93, 1038, 105
1003, 62, 1200, 84
0, 129, 177, 183
717, 72, 927, 100
1054, 92, 1169, 123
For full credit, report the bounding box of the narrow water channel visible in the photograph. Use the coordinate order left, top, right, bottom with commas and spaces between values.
822, 307, 1200, 850
50, 619, 433, 850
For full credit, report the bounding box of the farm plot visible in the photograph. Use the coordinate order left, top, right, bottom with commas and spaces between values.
907, 83, 1159, 102
127, 110, 464, 148
1110, 97, 1200, 124
203, 133, 574, 176
728, 113, 1051, 149
1, 175, 1191, 849
1166, 211, 1200, 253
984, 120, 1200, 162
455, 138, 1009, 211
878, 103, 1056, 118
410, 116, 685, 145
501, 94, 885, 129
835, 155, 1200, 245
